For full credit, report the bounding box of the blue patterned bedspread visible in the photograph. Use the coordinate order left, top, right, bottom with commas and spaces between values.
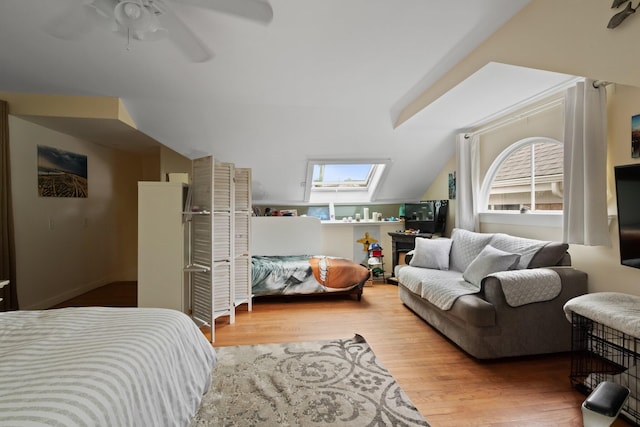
251, 255, 369, 296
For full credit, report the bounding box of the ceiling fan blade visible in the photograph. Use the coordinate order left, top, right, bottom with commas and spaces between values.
160, 10, 214, 63
86, 0, 117, 19
82, 0, 121, 33
178, 0, 273, 24
43, 1, 95, 40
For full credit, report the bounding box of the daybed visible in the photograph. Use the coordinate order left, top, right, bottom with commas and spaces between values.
0, 307, 216, 426
251, 216, 370, 300
396, 228, 588, 359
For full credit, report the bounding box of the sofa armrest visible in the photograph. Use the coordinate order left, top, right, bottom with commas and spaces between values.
481, 267, 588, 308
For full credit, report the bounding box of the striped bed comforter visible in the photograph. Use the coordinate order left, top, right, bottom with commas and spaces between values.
0, 307, 217, 427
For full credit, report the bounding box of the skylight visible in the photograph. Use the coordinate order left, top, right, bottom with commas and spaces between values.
304, 159, 390, 204
312, 163, 376, 189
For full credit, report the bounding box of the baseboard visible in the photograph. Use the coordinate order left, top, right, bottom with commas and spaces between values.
23, 277, 112, 310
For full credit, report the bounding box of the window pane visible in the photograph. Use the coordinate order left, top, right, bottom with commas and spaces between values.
306, 159, 389, 203
533, 143, 563, 210
313, 164, 372, 182
489, 145, 531, 211
487, 141, 563, 212
312, 164, 373, 187
533, 143, 563, 176
494, 145, 531, 181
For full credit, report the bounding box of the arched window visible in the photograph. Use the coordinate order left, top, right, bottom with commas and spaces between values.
480, 137, 563, 213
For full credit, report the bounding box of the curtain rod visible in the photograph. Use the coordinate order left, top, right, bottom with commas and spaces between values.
464, 79, 611, 139
464, 97, 564, 139
593, 80, 611, 88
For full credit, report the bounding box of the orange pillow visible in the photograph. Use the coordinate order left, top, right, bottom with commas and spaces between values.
308, 257, 370, 289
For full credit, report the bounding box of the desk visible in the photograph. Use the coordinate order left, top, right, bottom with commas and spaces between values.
388, 232, 432, 277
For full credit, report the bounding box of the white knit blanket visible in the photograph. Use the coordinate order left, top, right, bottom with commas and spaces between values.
420, 277, 479, 310
488, 268, 561, 307
399, 267, 562, 310
563, 292, 640, 338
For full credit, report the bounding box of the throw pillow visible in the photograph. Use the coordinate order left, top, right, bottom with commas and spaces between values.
409, 237, 453, 270
528, 242, 570, 268
462, 245, 521, 287
449, 228, 495, 272
488, 233, 548, 269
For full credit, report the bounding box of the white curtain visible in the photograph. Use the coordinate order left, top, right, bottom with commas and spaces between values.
455, 133, 480, 231
562, 79, 610, 246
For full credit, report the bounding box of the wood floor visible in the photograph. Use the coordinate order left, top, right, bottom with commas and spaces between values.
50, 281, 137, 308
55, 282, 632, 427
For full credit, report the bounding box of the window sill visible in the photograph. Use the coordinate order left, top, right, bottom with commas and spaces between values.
479, 212, 562, 228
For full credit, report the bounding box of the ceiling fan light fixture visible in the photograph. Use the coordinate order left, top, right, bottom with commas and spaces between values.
49, 0, 273, 62
114, 1, 163, 37
123, 3, 143, 20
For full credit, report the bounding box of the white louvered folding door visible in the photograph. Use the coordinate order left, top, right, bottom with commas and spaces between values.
234, 168, 252, 311
188, 156, 234, 342
213, 161, 234, 326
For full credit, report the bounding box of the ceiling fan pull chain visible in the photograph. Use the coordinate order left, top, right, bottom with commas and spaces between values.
126, 27, 132, 51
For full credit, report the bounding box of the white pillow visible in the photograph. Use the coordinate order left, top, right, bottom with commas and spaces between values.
462, 245, 521, 286
409, 237, 453, 270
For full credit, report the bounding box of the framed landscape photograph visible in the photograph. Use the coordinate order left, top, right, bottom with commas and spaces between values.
448, 171, 456, 200
37, 145, 88, 198
632, 114, 640, 158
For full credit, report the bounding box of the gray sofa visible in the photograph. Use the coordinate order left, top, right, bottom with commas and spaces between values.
396, 228, 588, 359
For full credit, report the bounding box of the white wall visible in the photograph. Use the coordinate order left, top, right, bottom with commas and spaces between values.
160, 145, 192, 182
577, 83, 640, 295
397, 0, 640, 127
423, 84, 640, 297
402, 0, 640, 298
480, 85, 640, 296
9, 116, 143, 309
321, 222, 399, 265
421, 155, 456, 238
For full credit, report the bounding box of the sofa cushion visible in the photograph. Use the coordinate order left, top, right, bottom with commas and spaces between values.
462, 245, 521, 287
449, 228, 494, 272
528, 242, 570, 268
420, 274, 480, 310
397, 266, 462, 296
409, 237, 453, 270
449, 295, 496, 327
488, 233, 548, 269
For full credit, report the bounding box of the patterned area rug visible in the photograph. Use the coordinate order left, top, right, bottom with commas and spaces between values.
191, 334, 429, 426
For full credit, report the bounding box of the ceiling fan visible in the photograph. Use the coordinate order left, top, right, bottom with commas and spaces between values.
45, 0, 274, 63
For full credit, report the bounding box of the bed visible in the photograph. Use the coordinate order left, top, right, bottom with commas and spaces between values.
0, 306, 216, 426
251, 216, 370, 300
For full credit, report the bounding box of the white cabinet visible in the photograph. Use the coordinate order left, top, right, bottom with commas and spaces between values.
137, 159, 252, 342
137, 182, 188, 312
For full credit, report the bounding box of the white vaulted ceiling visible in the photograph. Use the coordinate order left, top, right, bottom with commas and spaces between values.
0, 0, 578, 204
